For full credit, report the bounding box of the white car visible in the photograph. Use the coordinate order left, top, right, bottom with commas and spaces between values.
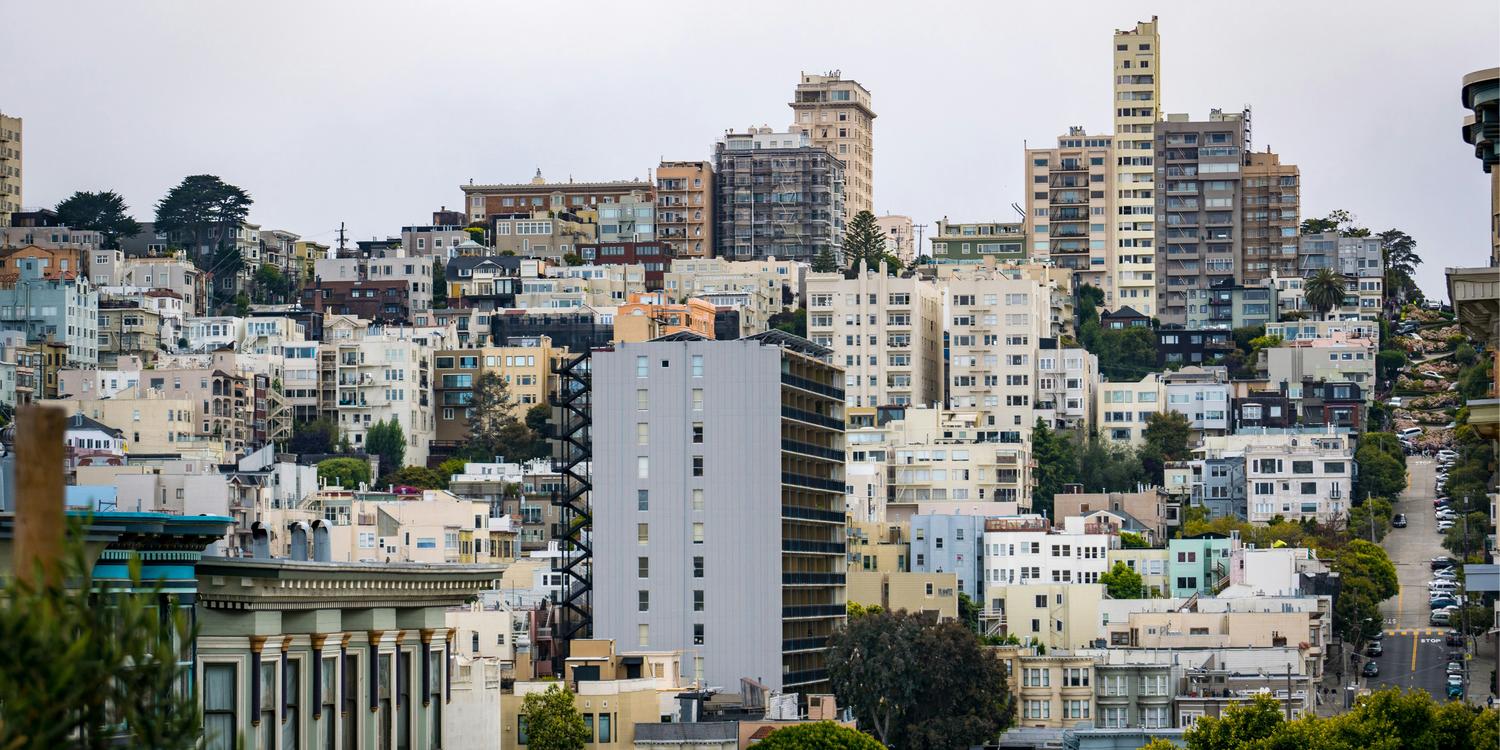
1437, 449, 1458, 459
1437, 522, 1455, 532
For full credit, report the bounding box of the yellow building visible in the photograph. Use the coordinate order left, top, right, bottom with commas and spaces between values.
1106, 547, 1170, 597
499, 640, 686, 748
993, 644, 1098, 729
0, 112, 20, 226
789, 72, 876, 216
990, 583, 1104, 650
847, 519, 908, 572
293, 239, 330, 280
1111, 17, 1161, 316
434, 340, 564, 446
847, 570, 957, 621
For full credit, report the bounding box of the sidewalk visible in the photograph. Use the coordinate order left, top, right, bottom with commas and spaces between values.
1470, 632, 1498, 706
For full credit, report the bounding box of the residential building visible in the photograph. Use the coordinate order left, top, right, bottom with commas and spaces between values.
846, 570, 958, 620
663, 257, 795, 332
910, 514, 986, 599
1167, 535, 1239, 597
1242, 432, 1353, 525
1262, 333, 1376, 395
0, 265, 98, 366
0, 112, 19, 226
713, 127, 845, 263
401, 224, 470, 258
1263, 318, 1378, 343
1096, 373, 1165, 445
593, 332, 846, 693
312, 255, 436, 325
447, 460, 564, 552
656, 160, 715, 259
1162, 365, 1231, 438
432, 339, 561, 451
931, 218, 1025, 265
489, 209, 598, 262
490, 308, 615, 352
0, 244, 83, 281
0, 330, 37, 407
1294, 232, 1384, 318
982, 516, 1115, 589
1172, 647, 1315, 724
880, 407, 1032, 512
994, 644, 1100, 729
805, 267, 943, 408
613, 292, 715, 343
43, 393, 222, 461
1240, 150, 1301, 285
1175, 449, 1249, 521
119, 254, 203, 314
513, 263, 646, 310
846, 519, 909, 572
499, 640, 688, 748
1112, 17, 1163, 316
1100, 306, 1150, 330
875, 214, 916, 264
1024, 128, 1115, 292
1092, 650, 1177, 730
264, 490, 506, 563
319, 317, 438, 468
593, 190, 656, 243
96, 302, 162, 367
944, 266, 1068, 432
1155, 110, 1249, 326
1052, 488, 1178, 541
299, 279, 420, 325
193, 556, 501, 750
1106, 547, 1170, 597
1184, 279, 1278, 330
789, 71, 875, 216
579, 241, 669, 288
461, 170, 653, 224
1155, 328, 1233, 368
444, 255, 523, 313
293, 238, 330, 278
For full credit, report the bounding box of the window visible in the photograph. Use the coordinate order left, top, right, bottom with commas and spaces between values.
638, 590, 650, 612
637, 389, 648, 410
1023, 700, 1050, 720
1064, 700, 1090, 719
692, 389, 703, 410
1142, 706, 1169, 728
636, 355, 648, 378
693, 590, 704, 612
320, 656, 336, 749
691, 354, 703, 377
1102, 706, 1127, 728
1141, 674, 1167, 696
637, 422, 649, 445
1023, 668, 1050, 687
692, 456, 704, 477
638, 557, 649, 578
693, 556, 704, 578
693, 522, 704, 543
692, 422, 704, 443
638, 624, 649, 647
260, 661, 277, 749
637, 523, 649, 544
637, 457, 649, 480
1064, 668, 1089, 687
692, 489, 704, 511
638, 490, 649, 511
598, 714, 612, 744
203, 663, 237, 750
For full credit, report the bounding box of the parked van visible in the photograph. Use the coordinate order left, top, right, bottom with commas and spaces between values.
1400, 427, 1424, 439
1430, 580, 1460, 592
1431, 610, 1452, 626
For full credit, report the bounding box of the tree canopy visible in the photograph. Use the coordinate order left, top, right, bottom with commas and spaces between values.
54, 190, 142, 249
1181, 689, 1497, 750
317, 457, 370, 489
812, 245, 839, 273
519, 684, 590, 750
462, 373, 548, 463
1303, 268, 1346, 319
365, 418, 406, 477
1140, 411, 1192, 484
383, 465, 446, 490
757, 722, 886, 749
843, 210, 890, 272
828, 610, 1014, 749
153, 174, 253, 260
1100, 561, 1146, 599
288, 418, 339, 455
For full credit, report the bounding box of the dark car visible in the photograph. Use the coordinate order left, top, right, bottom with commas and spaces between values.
1432, 557, 1458, 569
1393, 514, 1408, 528
1448, 633, 1466, 647
1362, 660, 1380, 678
1366, 641, 1384, 657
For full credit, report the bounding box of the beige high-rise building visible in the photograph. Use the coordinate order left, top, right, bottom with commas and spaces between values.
806, 266, 942, 409
1240, 150, 1301, 285
1112, 18, 1161, 315
790, 71, 875, 217
0, 112, 21, 227
875, 214, 915, 264
1025, 129, 1116, 295
655, 160, 714, 259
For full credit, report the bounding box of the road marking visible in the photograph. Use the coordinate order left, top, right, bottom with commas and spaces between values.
1412, 632, 1419, 671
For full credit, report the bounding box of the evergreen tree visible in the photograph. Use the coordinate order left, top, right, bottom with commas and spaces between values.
153, 174, 253, 262
843, 210, 887, 272
365, 418, 406, 477
54, 190, 142, 249
519, 684, 591, 750
812, 245, 839, 273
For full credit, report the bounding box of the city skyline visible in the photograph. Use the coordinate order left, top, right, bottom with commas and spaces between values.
2, 1, 1495, 299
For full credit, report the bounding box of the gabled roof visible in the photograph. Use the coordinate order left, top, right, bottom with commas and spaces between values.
1102, 305, 1147, 319
66, 412, 124, 438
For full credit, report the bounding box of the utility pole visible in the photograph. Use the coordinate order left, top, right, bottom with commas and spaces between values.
1286, 664, 1295, 721
913, 223, 927, 262
336, 222, 348, 257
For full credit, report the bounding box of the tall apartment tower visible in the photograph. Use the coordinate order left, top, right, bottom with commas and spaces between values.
805, 267, 944, 409
656, 161, 715, 259
0, 112, 21, 227
1240, 150, 1301, 285
943, 268, 1062, 437
790, 72, 875, 217
592, 332, 847, 693
714, 128, 845, 263
1112, 17, 1161, 315
1024, 129, 1116, 292
1154, 111, 1249, 327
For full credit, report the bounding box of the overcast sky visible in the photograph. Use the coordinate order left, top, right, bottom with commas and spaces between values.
3, 1, 1495, 299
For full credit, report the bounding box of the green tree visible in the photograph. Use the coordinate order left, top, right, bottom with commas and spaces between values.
464, 372, 524, 461
231, 291, 250, 316
1348, 496, 1393, 542
0, 526, 204, 749
769, 308, 807, 337
1457, 358, 1493, 400
383, 465, 445, 490
1359, 432, 1406, 467
253, 263, 289, 303
811, 245, 839, 273
1029, 419, 1077, 519
432, 259, 448, 307
1099, 561, 1145, 599
1299, 209, 1369, 238
1076, 434, 1146, 494
365, 418, 406, 477
437, 457, 467, 482
519, 684, 591, 750
757, 722, 886, 749
1140, 410, 1192, 483
1354, 443, 1405, 500
1379, 228, 1423, 306
1119, 531, 1150, 549
1376, 349, 1408, 385
846, 601, 884, 619
561, 253, 584, 266
958, 592, 980, 633
1184, 694, 1285, 750
828, 610, 1015, 749
1443, 511, 1491, 562
464, 226, 486, 246
289, 418, 339, 455
843, 210, 888, 272
54, 190, 143, 249
1454, 342, 1478, 366
153, 174, 253, 262
1303, 268, 1346, 319
1090, 326, 1158, 381
317, 457, 371, 489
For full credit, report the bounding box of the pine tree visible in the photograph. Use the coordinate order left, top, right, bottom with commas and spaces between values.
843, 210, 886, 272
811, 245, 838, 273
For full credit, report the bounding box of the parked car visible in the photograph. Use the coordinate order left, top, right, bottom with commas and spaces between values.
1366, 641, 1384, 657
1433, 568, 1458, 578
1448, 675, 1465, 699
1430, 598, 1459, 610
1362, 660, 1380, 678
1448, 662, 1465, 676
1437, 449, 1458, 459
1432, 557, 1458, 569
1432, 610, 1453, 626
1400, 427, 1424, 439
1447, 632, 1466, 647
1393, 514, 1408, 528
1389, 397, 1404, 408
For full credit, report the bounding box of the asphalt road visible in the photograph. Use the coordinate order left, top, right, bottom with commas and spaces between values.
1369, 457, 1464, 701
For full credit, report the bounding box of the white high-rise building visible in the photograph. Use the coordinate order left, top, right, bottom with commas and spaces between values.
1112, 17, 1161, 315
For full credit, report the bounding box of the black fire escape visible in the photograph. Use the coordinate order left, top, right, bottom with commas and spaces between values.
548, 351, 593, 675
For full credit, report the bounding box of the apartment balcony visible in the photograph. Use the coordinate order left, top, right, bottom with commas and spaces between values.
781, 539, 846, 556
781, 572, 846, 586
781, 405, 843, 430
782, 472, 844, 493
781, 438, 844, 462
781, 372, 845, 400
781, 504, 845, 524
782, 604, 846, 619
782, 637, 830, 653
783, 669, 830, 687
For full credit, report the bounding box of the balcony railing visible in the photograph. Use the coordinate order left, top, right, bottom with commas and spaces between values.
782, 604, 845, 619
782, 572, 846, 586
781, 372, 845, 400
781, 540, 846, 555
781, 406, 843, 431
782, 472, 844, 493
782, 637, 829, 652
783, 668, 830, 686
781, 439, 844, 462
781, 504, 845, 523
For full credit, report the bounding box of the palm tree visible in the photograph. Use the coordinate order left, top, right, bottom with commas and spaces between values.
1304, 268, 1346, 320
